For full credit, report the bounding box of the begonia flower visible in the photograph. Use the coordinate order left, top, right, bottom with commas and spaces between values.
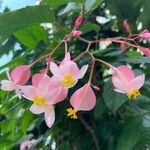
138, 30, 150, 39
67, 82, 96, 119
112, 65, 145, 99
0, 65, 30, 98
50, 52, 88, 89
21, 74, 67, 128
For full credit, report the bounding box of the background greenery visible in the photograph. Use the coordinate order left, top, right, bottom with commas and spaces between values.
0, 0, 150, 149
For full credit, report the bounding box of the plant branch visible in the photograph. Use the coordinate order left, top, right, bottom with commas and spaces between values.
79, 115, 100, 150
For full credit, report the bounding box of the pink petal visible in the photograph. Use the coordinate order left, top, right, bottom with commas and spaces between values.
112, 76, 128, 93
113, 65, 135, 82
29, 104, 44, 114
75, 65, 88, 79
21, 86, 37, 100
72, 30, 82, 37
114, 88, 126, 93
70, 83, 96, 111
127, 74, 145, 91
140, 47, 150, 57
60, 52, 71, 65
44, 105, 55, 128
139, 30, 150, 39
10, 65, 30, 85
50, 62, 62, 77
59, 61, 79, 77
50, 86, 68, 104
37, 75, 52, 97
32, 73, 45, 87
0, 80, 15, 91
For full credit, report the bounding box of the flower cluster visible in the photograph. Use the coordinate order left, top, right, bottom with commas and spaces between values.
0, 17, 147, 128
0, 51, 145, 128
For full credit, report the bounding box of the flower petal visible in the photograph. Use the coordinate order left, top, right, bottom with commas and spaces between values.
127, 74, 145, 91
114, 65, 135, 82
21, 86, 37, 100
112, 76, 128, 93
44, 105, 55, 128
50, 86, 68, 104
70, 83, 96, 111
60, 61, 79, 77
75, 65, 88, 79
29, 104, 44, 114
32, 73, 45, 87
0, 80, 15, 91
37, 75, 52, 97
60, 52, 71, 65
10, 65, 30, 85
50, 62, 62, 77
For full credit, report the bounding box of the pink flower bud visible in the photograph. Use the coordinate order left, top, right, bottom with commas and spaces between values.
10, 65, 30, 85
74, 16, 83, 28
72, 30, 82, 37
123, 20, 130, 31
138, 30, 150, 39
140, 47, 150, 57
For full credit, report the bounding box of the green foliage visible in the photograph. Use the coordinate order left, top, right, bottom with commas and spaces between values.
0, 0, 150, 149
103, 80, 127, 114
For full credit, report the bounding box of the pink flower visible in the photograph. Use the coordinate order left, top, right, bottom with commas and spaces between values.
72, 30, 82, 37
50, 52, 88, 89
21, 73, 67, 128
1, 65, 30, 98
67, 83, 96, 119
112, 65, 145, 99
138, 30, 150, 39
20, 139, 37, 150
140, 47, 150, 57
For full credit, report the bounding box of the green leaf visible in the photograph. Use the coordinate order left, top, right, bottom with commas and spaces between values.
119, 56, 150, 64
103, 80, 127, 114
94, 98, 107, 119
79, 22, 99, 32
15, 25, 48, 49
85, 0, 102, 11
117, 117, 142, 150
0, 5, 54, 38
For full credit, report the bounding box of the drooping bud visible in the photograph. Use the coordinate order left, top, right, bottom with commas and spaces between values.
74, 16, 83, 29
139, 47, 150, 57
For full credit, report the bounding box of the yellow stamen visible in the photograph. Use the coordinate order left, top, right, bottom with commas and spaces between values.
60, 74, 76, 88
127, 89, 141, 99
33, 96, 46, 106
67, 108, 78, 119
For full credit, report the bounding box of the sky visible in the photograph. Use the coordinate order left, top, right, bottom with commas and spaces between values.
0, 0, 37, 12
0, 0, 37, 69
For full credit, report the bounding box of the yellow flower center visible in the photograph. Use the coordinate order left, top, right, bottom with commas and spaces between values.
60, 74, 76, 88
127, 89, 141, 99
67, 108, 78, 119
33, 96, 46, 106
